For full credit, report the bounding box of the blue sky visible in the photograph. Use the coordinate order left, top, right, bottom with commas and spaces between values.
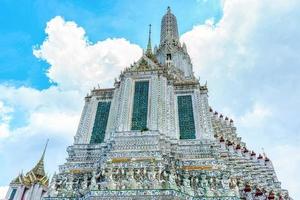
0, 0, 221, 89
0, 0, 299, 199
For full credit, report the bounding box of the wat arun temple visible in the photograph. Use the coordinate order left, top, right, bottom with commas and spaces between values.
6, 7, 292, 200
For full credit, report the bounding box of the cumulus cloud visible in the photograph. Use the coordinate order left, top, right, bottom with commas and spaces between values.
0, 16, 142, 142
33, 16, 142, 91
239, 103, 272, 128
0, 85, 82, 144
0, 16, 142, 191
270, 145, 300, 196
181, 1, 258, 79
182, 0, 300, 198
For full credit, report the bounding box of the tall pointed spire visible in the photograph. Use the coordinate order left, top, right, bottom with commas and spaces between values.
11, 139, 49, 187
146, 24, 152, 55
29, 139, 49, 177
41, 139, 49, 161
160, 6, 179, 45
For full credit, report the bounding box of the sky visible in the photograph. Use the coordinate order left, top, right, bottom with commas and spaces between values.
0, 0, 299, 199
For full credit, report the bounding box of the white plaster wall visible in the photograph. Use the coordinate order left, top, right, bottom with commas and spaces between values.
118, 77, 134, 131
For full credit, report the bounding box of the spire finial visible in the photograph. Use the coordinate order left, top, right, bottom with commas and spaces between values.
146, 24, 152, 55
41, 139, 49, 161
262, 147, 266, 157
167, 6, 171, 13
24, 139, 49, 179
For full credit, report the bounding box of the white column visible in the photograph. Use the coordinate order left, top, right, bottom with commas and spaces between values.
156, 76, 168, 133
174, 93, 180, 139
199, 90, 214, 139
149, 76, 158, 130
84, 97, 98, 143
118, 77, 133, 131
167, 84, 177, 139
106, 88, 120, 140
193, 90, 202, 139
74, 99, 89, 144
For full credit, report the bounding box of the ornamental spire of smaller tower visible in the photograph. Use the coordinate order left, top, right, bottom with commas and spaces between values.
41, 139, 49, 160
30, 139, 49, 177
10, 139, 49, 187
27, 139, 49, 180
146, 24, 152, 55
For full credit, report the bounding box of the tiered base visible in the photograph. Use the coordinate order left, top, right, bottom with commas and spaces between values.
44, 189, 239, 200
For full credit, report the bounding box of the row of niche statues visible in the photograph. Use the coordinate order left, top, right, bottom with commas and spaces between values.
47, 166, 240, 197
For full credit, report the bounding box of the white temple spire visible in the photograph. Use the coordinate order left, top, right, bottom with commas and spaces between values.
160, 6, 179, 45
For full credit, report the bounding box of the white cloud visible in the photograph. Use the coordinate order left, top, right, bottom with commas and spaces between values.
269, 145, 300, 198
33, 16, 142, 91
0, 101, 13, 139
0, 85, 81, 154
181, 0, 260, 79
0, 85, 80, 112
0, 186, 8, 200
182, 0, 300, 198
0, 16, 143, 187
239, 103, 272, 128
0, 15, 143, 141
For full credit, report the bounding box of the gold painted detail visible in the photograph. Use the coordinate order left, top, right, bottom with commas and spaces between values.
69, 169, 92, 174
111, 158, 131, 163
182, 166, 214, 171
10, 140, 49, 187
111, 157, 155, 163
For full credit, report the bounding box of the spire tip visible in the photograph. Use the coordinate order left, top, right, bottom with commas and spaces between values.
41, 139, 49, 160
